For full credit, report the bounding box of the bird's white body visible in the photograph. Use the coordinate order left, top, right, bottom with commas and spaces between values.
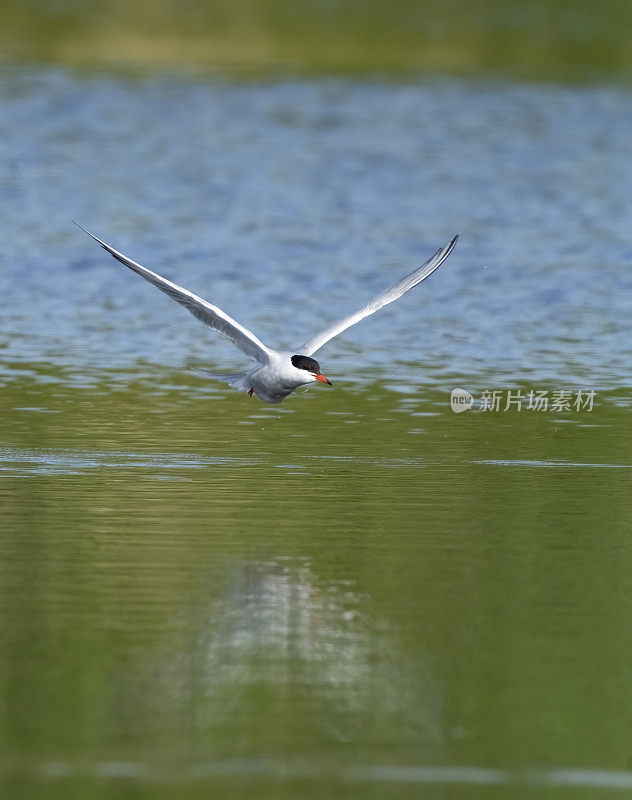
254, 353, 320, 403
76, 224, 458, 404
208, 352, 321, 403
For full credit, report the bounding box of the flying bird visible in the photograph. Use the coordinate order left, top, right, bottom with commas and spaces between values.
76, 224, 458, 404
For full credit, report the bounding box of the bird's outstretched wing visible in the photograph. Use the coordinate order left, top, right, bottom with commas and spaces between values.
75, 224, 273, 364
296, 235, 458, 357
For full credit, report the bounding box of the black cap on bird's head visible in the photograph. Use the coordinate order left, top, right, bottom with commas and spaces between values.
291, 355, 320, 372
291, 355, 332, 385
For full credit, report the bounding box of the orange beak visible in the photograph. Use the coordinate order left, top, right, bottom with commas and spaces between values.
313, 373, 332, 386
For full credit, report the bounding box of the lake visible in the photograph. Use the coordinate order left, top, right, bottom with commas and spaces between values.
1, 65, 631, 799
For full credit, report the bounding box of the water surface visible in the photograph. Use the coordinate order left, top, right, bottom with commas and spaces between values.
1, 67, 631, 799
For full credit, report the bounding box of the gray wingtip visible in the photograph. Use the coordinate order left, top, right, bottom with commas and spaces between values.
72, 221, 111, 253
439, 234, 459, 262
73, 220, 96, 240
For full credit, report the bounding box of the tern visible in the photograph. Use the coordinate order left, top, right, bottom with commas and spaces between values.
76, 224, 458, 404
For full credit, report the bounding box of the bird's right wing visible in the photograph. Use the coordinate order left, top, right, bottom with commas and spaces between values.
76, 224, 273, 363
296, 235, 458, 357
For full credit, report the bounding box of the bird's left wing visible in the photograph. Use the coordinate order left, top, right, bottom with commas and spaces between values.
295, 235, 458, 357
75, 224, 273, 363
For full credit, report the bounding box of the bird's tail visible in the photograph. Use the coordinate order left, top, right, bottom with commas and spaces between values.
187, 367, 249, 391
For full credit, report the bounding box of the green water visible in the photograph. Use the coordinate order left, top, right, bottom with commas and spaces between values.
2, 368, 631, 797
2, 0, 632, 81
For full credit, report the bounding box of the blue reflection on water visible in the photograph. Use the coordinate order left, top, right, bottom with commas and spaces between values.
1, 67, 630, 392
